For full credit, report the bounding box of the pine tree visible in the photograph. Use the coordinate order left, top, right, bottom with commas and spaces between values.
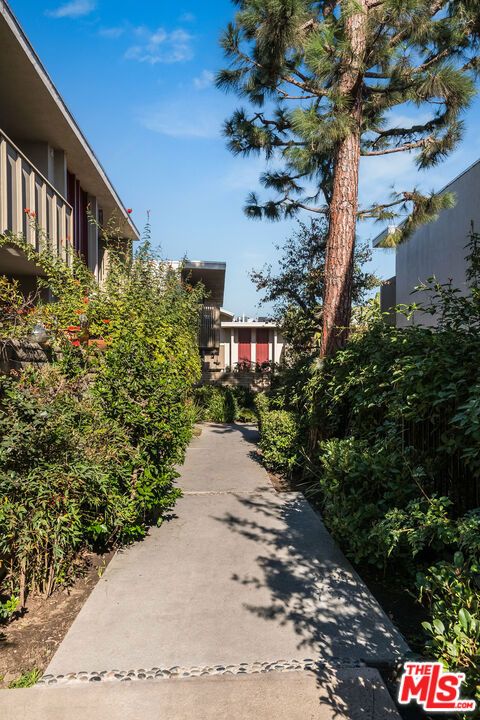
250, 218, 378, 352
217, 0, 480, 355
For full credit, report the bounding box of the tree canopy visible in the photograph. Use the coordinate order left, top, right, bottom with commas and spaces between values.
218, 0, 480, 244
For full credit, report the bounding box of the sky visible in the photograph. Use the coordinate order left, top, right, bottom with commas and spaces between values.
10, 0, 480, 315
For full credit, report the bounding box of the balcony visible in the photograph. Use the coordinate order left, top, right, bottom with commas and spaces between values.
0, 128, 73, 265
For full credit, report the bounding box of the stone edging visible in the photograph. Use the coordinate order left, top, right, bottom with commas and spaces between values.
38, 658, 368, 686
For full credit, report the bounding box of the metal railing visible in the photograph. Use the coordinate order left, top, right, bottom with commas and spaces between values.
0, 128, 73, 264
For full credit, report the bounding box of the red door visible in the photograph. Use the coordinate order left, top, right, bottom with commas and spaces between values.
238, 329, 251, 365
256, 328, 269, 365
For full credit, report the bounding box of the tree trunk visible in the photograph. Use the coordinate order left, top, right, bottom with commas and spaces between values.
320, 1, 368, 357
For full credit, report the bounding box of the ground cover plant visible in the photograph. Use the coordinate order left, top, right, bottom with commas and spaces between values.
0, 225, 201, 613
255, 236, 480, 710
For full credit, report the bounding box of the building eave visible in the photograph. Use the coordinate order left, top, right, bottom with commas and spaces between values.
0, 0, 139, 240
221, 321, 277, 328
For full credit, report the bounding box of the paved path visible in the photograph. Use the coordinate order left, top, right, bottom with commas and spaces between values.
0, 423, 407, 719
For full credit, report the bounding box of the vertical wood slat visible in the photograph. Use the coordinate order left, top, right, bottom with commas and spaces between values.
39, 181, 47, 248
28, 165, 35, 247
14, 152, 22, 234
66, 207, 73, 266
50, 191, 58, 251
0, 129, 74, 260
59, 203, 66, 261
0, 136, 6, 233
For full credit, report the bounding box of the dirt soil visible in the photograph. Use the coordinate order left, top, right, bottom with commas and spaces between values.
0, 551, 113, 687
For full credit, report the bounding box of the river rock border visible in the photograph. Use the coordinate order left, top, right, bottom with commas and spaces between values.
38, 657, 367, 686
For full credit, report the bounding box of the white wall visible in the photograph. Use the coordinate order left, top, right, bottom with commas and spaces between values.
219, 326, 284, 369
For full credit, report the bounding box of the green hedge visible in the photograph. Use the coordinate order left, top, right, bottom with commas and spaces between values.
194, 385, 256, 424
0, 234, 201, 610
256, 239, 480, 704
259, 409, 299, 476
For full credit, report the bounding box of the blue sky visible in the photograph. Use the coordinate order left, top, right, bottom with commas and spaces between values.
10, 0, 480, 315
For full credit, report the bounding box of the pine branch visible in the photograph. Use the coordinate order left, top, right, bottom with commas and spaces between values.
245, 191, 329, 220
221, 38, 328, 99
361, 137, 433, 156
389, 0, 445, 48
358, 195, 412, 219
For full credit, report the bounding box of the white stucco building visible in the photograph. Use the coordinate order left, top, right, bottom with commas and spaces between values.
218, 310, 284, 370
175, 260, 285, 385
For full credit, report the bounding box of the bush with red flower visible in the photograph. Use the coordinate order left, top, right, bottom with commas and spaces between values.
0, 225, 202, 607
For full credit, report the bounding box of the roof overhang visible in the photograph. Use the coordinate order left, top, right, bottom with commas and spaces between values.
220, 308, 235, 319
0, 1, 139, 240
174, 260, 226, 306
221, 321, 277, 328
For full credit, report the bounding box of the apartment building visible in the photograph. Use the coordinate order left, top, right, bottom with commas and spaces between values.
0, 0, 139, 292
176, 260, 284, 384
374, 159, 480, 327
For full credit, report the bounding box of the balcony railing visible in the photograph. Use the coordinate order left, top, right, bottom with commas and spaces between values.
0, 129, 73, 265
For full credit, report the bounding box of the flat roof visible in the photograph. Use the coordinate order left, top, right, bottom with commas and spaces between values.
372, 157, 480, 248
169, 260, 226, 306
221, 321, 277, 328
0, 1, 139, 240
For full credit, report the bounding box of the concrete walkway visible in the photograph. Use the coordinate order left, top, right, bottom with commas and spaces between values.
0, 423, 407, 719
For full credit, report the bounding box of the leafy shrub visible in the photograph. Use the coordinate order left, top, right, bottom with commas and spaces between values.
309, 437, 419, 567
418, 554, 480, 705
258, 235, 480, 699
0, 595, 18, 621
231, 385, 255, 412
254, 392, 270, 429
195, 386, 230, 423
371, 496, 457, 564
0, 367, 141, 601
224, 388, 238, 423
259, 409, 299, 475
0, 232, 201, 605
194, 386, 245, 423
237, 407, 257, 423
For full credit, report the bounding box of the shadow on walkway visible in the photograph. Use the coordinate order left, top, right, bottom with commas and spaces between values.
213, 491, 406, 717
208, 422, 259, 444
214, 492, 407, 663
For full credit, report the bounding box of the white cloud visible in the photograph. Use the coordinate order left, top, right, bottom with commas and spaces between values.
125, 26, 193, 65
46, 0, 95, 19
138, 100, 222, 139
99, 26, 125, 39
193, 70, 214, 90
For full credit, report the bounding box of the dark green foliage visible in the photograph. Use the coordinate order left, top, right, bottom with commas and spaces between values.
224, 387, 238, 423
194, 385, 255, 424
0, 367, 153, 601
218, 0, 480, 240
254, 392, 270, 429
